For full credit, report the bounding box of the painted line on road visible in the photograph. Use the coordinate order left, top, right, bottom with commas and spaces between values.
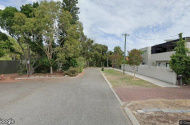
100, 70, 140, 125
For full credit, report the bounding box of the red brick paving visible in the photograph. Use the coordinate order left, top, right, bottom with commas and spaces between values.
114, 86, 190, 102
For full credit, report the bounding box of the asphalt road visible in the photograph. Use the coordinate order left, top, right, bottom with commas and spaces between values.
0, 68, 131, 125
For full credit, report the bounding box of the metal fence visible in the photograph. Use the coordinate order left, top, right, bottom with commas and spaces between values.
0, 60, 20, 74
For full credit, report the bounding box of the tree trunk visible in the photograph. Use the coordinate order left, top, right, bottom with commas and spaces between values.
27, 44, 30, 77
50, 66, 53, 74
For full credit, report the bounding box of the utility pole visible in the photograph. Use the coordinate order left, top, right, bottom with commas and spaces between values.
107, 53, 108, 67
122, 33, 130, 75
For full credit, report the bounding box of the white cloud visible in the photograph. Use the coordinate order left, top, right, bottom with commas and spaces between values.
78, 0, 190, 51
0, 4, 5, 10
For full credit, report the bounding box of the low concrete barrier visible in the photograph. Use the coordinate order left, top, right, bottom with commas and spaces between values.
121, 64, 177, 85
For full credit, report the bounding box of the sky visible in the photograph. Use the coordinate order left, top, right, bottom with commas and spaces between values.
0, 0, 190, 52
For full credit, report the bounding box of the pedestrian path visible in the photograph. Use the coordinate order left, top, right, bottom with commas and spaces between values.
114, 68, 179, 88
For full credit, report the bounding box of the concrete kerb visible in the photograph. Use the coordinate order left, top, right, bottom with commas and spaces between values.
100, 70, 140, 125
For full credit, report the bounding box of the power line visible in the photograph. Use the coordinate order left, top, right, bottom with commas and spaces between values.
128, 0, 177, 36
128, 0, 167, 32
131, 34, 178, 40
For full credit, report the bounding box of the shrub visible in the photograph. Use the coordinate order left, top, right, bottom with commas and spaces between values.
64, 67, 79, 76
77, 57, 85, 73
17, 63, 27, 75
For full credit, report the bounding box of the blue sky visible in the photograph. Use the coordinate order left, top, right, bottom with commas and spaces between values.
1, 0, 190, 52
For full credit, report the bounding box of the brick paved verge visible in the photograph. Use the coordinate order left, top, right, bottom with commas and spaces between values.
114, 87, 190, 102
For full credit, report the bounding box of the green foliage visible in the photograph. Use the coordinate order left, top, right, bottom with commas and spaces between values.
17, 63, 27, 75
0, 32, 20, 59
114, 46, 123, 55
20, 4, 33, 18
169, 33, 190, 84
0, 31, 8, 41
92, 43, 108, 67
0, 7, 18, 35
128, 49, 143, 66
77, 57, 85, 73
20, 2, 39, 18
64, 67, 79, 76
0, 0, 111, 75
62, 0, 79, 24
110, 46, 123, 68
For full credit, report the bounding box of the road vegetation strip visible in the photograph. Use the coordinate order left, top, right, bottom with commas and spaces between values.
103, 69, 158, 88
100, 69, 139, 125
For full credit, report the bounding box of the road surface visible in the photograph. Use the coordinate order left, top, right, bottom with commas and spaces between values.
0, 68, 131, 125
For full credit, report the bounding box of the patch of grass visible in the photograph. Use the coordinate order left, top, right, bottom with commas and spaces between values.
103, 69, 158, 88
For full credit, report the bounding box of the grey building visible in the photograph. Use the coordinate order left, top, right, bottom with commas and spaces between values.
140, 37, 190, 68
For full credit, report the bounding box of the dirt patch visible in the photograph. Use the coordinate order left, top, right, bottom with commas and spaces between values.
0, 73, 21, 83
128, 99, 190, 125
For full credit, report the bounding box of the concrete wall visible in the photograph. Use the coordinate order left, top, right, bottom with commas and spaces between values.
121, 64, 177, 85
140, 47, 151, 65
0, 60, 20, 74
186, 42, 190, 49
156, 61, 170, 68
151, 51, 175, 66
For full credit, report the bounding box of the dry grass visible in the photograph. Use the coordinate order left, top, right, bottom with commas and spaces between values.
128, 99, 190, 125
103, 69, 158, 88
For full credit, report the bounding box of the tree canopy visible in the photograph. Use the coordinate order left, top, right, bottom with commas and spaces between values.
62, 0, 79, 24
169, 33, 190, 84
0, 0, 109, 76
128, 49, 143, 79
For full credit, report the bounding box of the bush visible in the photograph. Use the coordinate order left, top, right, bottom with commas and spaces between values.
64, 67, 79, 76
184, 78, 190, 85
77, 57, 85, 73
17, 63, 27, 75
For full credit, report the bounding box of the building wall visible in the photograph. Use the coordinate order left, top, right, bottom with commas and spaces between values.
140, 47, 151, 65
121, 64, 177, 84
186, 42, 190, 49
151, 51, 175, 66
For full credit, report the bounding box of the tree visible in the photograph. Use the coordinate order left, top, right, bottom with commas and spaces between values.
85, 39, 94, 67
114, 46, 123, 55
28, 1, 81, 74
0, 32, 9, 57
0, 5, 40, 75
128, 49, 143, 79
31, 1, 68, 74
107, 51, 113, 67
169, 33, 190, 84
62, 0, 79, 24
0, 32, 22, 60
20, 2, 39, 18
110, 46, 123, 68
0, 7, 18, 36
92, 43, 108, 67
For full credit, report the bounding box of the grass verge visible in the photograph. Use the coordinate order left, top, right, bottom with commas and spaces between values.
102, 69, 158, 88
